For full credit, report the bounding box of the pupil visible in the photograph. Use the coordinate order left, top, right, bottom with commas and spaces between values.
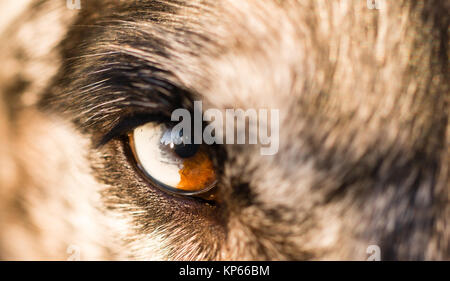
174, 143, 199, 158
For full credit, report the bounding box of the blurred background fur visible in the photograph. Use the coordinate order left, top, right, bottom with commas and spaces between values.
0, 0, 448, 260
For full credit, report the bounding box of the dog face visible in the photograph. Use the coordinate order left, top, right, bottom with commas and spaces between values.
0, 0, 448, 260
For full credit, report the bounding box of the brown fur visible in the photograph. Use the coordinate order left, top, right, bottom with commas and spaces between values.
0, 0, 448, 260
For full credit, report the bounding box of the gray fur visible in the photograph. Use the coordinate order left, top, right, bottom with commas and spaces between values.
0, 0, 448, 260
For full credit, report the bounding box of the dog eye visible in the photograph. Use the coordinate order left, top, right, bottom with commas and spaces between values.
129, 123, 217, 195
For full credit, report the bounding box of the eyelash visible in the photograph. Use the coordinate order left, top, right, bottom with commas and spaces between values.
97, 114, 169, 147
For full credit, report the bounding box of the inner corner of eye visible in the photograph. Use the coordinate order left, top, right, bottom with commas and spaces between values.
129, 123, 216, 193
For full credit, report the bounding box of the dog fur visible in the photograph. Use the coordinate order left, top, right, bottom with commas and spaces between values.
0, 0, 448, 260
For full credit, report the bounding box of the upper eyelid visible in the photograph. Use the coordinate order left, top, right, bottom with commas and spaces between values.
97, 114, 169, 148
73, 63, 196, 145
65, 44, 195, 131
